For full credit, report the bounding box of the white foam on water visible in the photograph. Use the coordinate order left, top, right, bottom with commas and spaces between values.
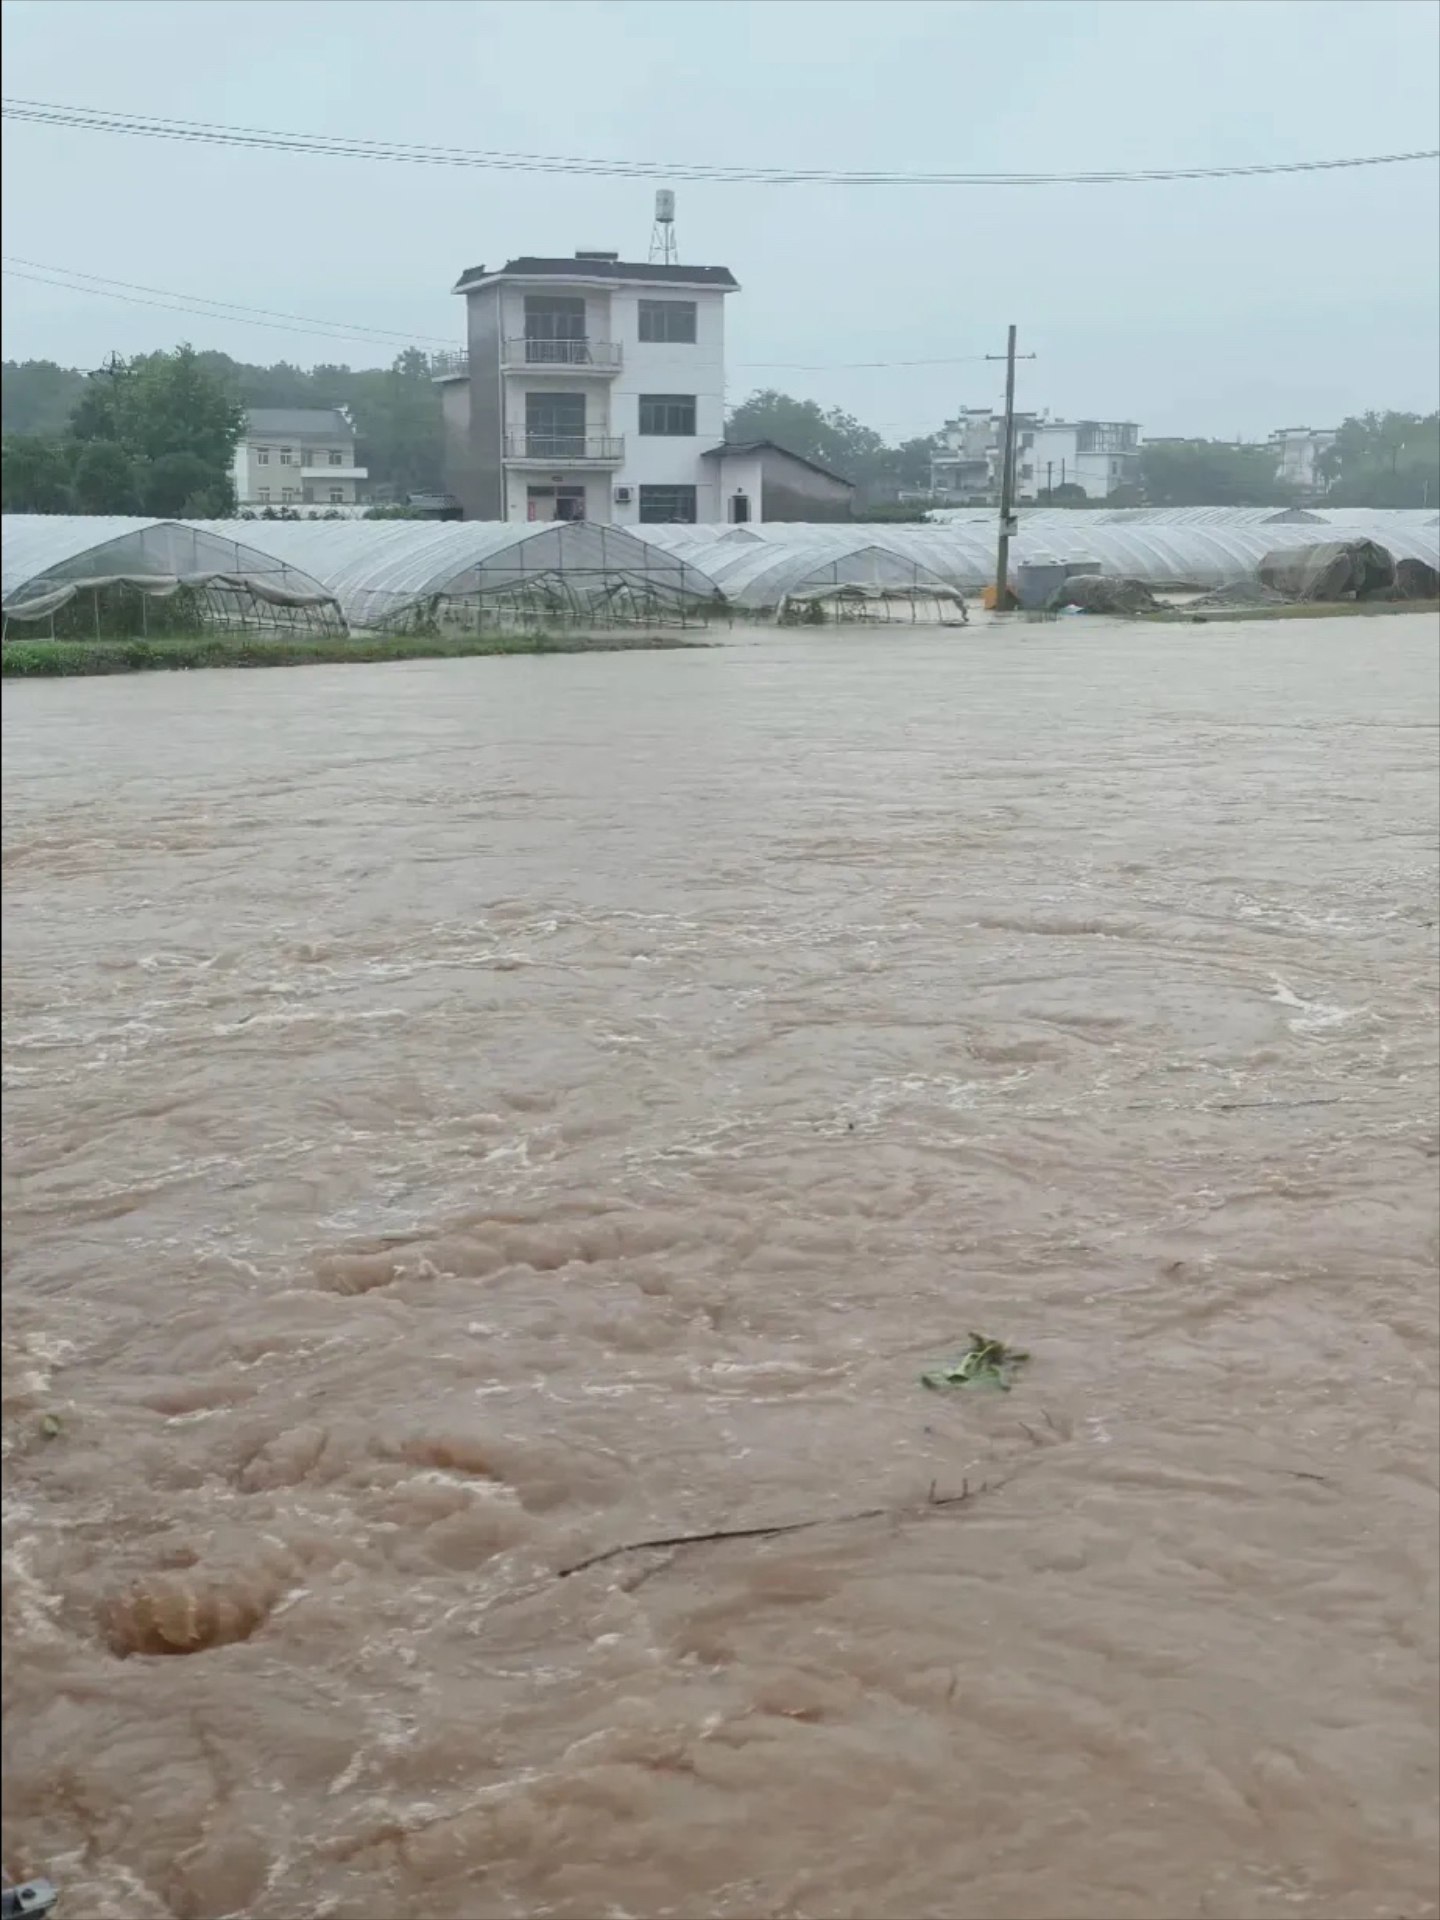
1269, 977, 1370, 1034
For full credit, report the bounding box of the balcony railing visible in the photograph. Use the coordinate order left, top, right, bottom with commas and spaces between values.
503, 432, 624, 463
430, 350, 469, 380
503, 336, 621, 371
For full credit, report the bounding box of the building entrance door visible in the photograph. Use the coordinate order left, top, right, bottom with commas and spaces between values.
527, 484, 586, 522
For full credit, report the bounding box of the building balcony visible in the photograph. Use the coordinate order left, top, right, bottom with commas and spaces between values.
299, 463, 367, 481
430, 350, 469, 382
503, 432, 624, 466
501, 336, 622, 375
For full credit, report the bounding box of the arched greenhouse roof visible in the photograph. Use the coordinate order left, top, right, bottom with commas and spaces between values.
639, 514, 1438, 594
687, 518, 1440, 591
632, 524, 763, 551
677, 535, 955, 610
1, 515, 338, 621
189, 519, 723, 628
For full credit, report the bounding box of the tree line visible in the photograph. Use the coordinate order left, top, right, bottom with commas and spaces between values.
1, 345, 445, 516
2, 347, 1435, 515
728, 390, 1438, 511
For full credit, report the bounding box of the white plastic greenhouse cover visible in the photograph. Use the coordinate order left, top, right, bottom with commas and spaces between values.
660, 535, 954, 609
1, 515, 338, 620
635, 524, 763, 551
639, 516, 1439, 593
188, 519, 723, 627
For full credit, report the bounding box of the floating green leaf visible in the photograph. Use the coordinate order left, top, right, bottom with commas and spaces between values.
39, 1412, 63, 1439
921, 1332, 1031, 1393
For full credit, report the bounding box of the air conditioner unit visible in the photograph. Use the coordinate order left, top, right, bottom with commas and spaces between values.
613, 486, 633, 504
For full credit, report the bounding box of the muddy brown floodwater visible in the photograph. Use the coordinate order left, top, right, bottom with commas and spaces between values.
2, 614, 1438, 1920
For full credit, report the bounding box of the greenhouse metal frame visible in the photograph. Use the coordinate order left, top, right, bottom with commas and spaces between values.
1, 516, 343, 639
189, 519, 726, 633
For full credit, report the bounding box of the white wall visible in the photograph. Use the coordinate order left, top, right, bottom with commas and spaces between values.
608, 286, 725, 524
714, 450, 764, 524
487, 276, 730, 524
1019, 428, 1128, 501
231, 433, 363, 506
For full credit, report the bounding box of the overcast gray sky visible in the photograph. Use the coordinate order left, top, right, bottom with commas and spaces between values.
3, 0, 1437, 440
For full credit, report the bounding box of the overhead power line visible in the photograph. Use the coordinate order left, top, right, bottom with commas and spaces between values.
2, 255, 1008, 373
1, 257, 453, 347
3, 97, 1436, 186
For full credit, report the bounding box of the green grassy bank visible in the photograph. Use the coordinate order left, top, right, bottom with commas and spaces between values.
0, 631, 706, 677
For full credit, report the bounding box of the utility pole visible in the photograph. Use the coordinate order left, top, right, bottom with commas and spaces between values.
985, 325, 1034, 613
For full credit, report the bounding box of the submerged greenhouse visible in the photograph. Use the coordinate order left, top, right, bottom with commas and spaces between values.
1, 516, 341, 634
188, 519, 724, 631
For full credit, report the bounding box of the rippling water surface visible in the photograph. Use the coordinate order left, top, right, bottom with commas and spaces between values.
3, 615, 1438, 1920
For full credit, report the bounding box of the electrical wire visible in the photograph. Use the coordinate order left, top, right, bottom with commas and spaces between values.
3, 97, 1435, 186
2, 256, 1009, 373
1, 257, 453, 347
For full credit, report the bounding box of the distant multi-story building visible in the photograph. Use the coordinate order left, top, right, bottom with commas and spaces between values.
1022, 418, 1140, 500
928, 409, 1141, 504
434, 251, 756, 526
1267, 425, 1336, 496
231, 408, 368, 509
928, 408, 997, 501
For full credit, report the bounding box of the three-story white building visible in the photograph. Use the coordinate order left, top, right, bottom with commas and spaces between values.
433, 252, 739, 525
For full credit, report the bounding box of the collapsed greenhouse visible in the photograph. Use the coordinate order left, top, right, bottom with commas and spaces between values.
187, 519, 724, 632
0, 516, 341, 636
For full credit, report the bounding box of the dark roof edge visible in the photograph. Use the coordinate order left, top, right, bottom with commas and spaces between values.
453, 257, 739, 294
702, 439, 855, 488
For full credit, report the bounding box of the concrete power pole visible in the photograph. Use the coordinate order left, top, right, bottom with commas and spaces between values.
990, 325, 1022, 612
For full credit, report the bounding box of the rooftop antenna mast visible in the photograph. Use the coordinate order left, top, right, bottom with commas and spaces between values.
649, 189, 677, 265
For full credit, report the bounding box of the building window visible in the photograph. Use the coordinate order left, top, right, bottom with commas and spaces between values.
639, 484, 697, 523
279, 447, 294, 465
256, 447, 270, 465
638, 394, 696, 436
329, 451, 345, 466
282, 486, 297, 503
257, 487, 271, 503
638, 299, 697, 344
329, 488, 345, 503
525, 391, 586, 457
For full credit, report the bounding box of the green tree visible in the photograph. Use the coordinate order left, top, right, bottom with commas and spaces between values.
70, 345, 243, 511
6, 346, 448, 501
1321, 411, 1438, 508
1037, 481, 1092, 506
1, 434, 73, 512
727, 390, 881, 470
71, 441, 141, 514
346, 350, 445, 498
1138, 439, 1292, 507
2, 359, 87, 436
142, 450, 230, 517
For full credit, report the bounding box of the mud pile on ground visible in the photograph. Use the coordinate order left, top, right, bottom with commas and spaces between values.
1392, 557, 1440, 599
1186, 581, 1294, 612
1258, 539, 1396, 602
1046, 574, 1159, 616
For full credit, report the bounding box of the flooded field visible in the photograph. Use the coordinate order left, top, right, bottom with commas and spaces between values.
3, 613, 1438, 1920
